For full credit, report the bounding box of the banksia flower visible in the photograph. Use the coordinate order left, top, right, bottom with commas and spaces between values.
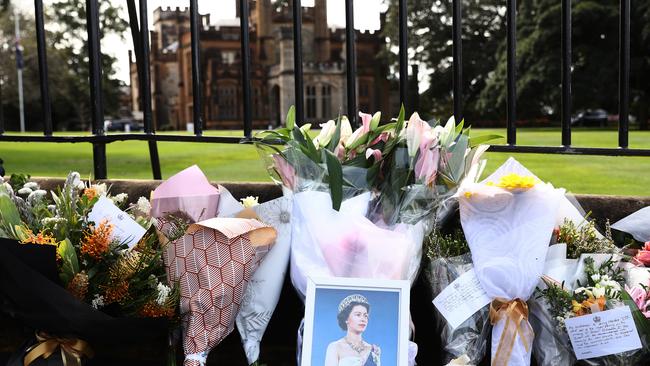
139, 302, 176, 318
81, 221, 114, 260
67, 271, 89, 301
104, 280, 130, 304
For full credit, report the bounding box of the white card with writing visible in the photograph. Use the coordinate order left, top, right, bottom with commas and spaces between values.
432, 268, 492, 329
565, 307, 642, 360
88, 196, 146, 249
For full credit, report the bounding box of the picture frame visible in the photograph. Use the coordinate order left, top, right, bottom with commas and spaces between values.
301, 276, 411, 366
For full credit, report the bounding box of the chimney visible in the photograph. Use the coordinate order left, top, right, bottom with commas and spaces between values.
314, 0, 330, 62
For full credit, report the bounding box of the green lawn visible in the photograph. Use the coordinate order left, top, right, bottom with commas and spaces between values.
1, 129, 649, 196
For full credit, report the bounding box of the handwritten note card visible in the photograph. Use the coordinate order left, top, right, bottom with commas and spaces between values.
565, 307, 642, 360
432, 268, 491, 329
88, 196, 146, 249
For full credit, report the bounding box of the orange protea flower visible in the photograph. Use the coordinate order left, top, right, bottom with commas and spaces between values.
139, 302, 175, 318
83, 187, 98, 200
21, 229, 57, 246
104, 280, 129, 304
81, 221, 114, 260
67, 271, 89, 301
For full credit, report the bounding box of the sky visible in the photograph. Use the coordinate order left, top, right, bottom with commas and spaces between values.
13, 0, 383, 83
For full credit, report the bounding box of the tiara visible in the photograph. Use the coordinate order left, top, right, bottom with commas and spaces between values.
338, 294, 368, 313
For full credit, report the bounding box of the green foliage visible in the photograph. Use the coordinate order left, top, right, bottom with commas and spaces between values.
557, 217, 617, 259
0, 1, 127, 131
537, 279, 573, 320
425, 229, 469, 259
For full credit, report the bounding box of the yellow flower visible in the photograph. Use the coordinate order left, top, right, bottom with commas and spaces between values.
464, 191, 473, 198
489, 173, 539, 190
240, 196, 259, 208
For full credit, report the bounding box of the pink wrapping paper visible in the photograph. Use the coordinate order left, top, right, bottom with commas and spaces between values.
158, 217, 276, 365
151, 165, 220, 222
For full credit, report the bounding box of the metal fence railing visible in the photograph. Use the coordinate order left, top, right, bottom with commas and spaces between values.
0, 0, 648, 181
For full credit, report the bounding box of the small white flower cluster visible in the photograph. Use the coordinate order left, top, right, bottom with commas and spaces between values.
90, 183, 108, 197
65, 172, 86, 192
134, 196, 151, 216
91, 294, 105, 309
41, 217, 68, 229
574, 274, 622, 299
156, 282, 172, 306
110, 192, 128, 205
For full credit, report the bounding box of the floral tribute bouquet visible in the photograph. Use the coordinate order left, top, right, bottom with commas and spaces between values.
424, 229, 490, 365
150, 165, 277, 366
256, 106, 495, 363
456, 158, 567, 366
0, 173, 178, 366
529, 192, 649, 364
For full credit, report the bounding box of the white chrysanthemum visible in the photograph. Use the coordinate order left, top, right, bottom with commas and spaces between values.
17, 187, 32, 195
23, 182, 39, 190
240, 196, 259, 208
591, 274, 601, 282
91, 294, 105, 309
136, 196, 151, 215
111, 193, 128, 205
156, 283, 172, 305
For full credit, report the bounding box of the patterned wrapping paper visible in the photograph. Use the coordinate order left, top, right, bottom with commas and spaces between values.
158, 217, 276, 366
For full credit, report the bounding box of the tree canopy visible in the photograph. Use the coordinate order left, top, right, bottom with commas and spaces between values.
0, 1, 127, 131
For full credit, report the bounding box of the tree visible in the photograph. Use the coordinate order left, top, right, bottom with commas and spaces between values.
0, 1, 127, 131
382, 0, 506, 121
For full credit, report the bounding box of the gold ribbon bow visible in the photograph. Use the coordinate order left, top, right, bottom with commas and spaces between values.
489, 298, 534, 366
23, 332, 94, 366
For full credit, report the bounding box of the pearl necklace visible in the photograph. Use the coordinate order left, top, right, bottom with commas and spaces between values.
344, 337, 366, 354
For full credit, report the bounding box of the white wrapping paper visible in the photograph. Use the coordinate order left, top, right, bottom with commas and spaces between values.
235, 194, 293, 364
458, 158, 565, 366
612, 206, 650, 242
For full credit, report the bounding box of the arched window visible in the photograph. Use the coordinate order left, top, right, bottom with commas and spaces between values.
321, 84, 332, 119
306, 85, 317, 119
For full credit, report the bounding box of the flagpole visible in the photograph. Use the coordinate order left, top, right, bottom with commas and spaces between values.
14, 8, 25, 133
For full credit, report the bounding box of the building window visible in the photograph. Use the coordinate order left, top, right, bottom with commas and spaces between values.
321, 84, 332, 119
359, 81, 369, 98
221, 51, 237, 64
253, 86, 265, 119
306, 85, 317, 119
218, 85, 238, 119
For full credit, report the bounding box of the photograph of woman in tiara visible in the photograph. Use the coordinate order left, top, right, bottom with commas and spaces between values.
324, 294, 381, 366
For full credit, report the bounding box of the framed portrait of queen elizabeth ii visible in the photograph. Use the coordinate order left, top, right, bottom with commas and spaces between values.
301, 277, 410, 366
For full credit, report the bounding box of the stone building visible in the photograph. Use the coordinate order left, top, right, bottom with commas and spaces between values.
130, 0, 391, 130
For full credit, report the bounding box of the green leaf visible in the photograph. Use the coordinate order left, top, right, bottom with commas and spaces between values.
324, 149, 343, 211
454, 118, 465, 135
57, 238, 79, 286
395, 105, 406, 134
285, 105, 295, 130
0, 186, 22, 238
469, 134, 503, 148
291, 126, 320, 163
369, 111, 381, 131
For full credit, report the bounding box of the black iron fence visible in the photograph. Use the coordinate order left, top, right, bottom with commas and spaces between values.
0, 0, 648, 181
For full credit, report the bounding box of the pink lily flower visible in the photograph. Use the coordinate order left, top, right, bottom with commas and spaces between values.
365, 148, 382, 161
405, 112, 431, 157
414, 139, 440, 186
272, 154, 296, 190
